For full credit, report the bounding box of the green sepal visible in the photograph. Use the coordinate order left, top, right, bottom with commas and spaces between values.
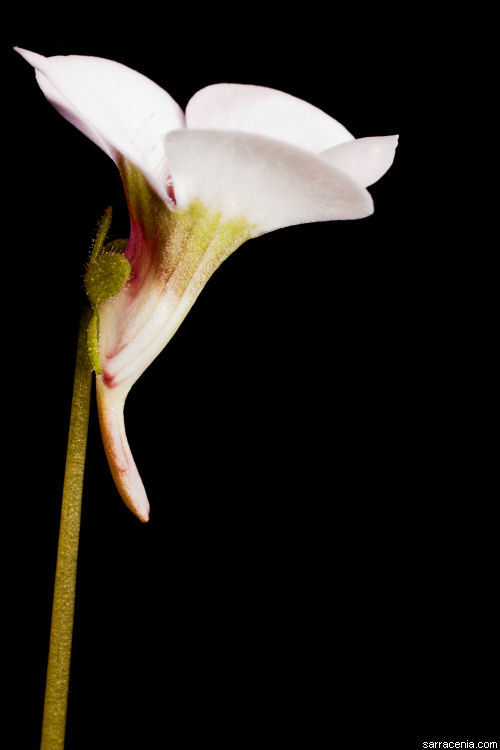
87, 311, 102, 375
90, 206, 113, 262
84, 209, 131, 373
84, 253, 131, 308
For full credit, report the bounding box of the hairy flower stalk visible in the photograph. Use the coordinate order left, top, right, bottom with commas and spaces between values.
40, 307, 92, 750
17, 46, 397, 748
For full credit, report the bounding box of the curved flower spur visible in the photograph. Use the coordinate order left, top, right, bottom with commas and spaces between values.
16, 48, 398, 523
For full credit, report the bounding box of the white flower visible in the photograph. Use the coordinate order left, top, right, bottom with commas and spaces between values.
16, 47, 398, 522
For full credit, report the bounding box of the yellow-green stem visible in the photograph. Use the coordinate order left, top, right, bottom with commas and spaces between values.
40, 307, 93, 750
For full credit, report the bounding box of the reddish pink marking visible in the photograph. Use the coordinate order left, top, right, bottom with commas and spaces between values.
102, 371, 116, 388
124, 218, 152, 292
166, 175, 176, 205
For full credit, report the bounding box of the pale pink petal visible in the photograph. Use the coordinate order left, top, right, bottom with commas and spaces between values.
165, 129, 373, 234
15, 47, 185, 197
34, 70, 111, 155
320, 135, 399, 187
186, 84, 353, 152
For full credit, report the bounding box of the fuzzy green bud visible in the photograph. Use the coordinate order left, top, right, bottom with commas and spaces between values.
85, 253, 131, 308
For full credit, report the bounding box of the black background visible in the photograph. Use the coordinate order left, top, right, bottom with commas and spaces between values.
4, 6, 498, 750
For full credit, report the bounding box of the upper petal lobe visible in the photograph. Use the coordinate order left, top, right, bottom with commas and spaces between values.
320, 135, 399, 187
15, 47, 185, 198
186, 83, 354, 152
